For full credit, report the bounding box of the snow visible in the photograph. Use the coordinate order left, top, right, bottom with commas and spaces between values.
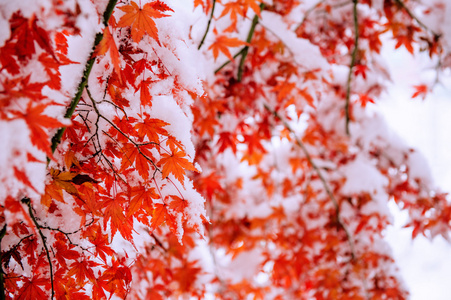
259, 11, 328, 71
340, 154, 388, 195
151, 95, 196, 159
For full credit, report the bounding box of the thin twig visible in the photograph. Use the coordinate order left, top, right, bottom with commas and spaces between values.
214, 48, 246, 74
86, 87, 161, 176
150, 233, 167, 252
198, 0, 217, 50
295, 0, 325, 32
345, 0, 359, 136
394, 0, 440, 38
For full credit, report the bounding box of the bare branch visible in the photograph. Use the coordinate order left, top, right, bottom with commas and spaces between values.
345, 0, 359, 136
23, 198, 55, 299
198, 0, 217, 50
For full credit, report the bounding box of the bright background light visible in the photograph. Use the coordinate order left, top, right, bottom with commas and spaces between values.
380, 44, 451, 300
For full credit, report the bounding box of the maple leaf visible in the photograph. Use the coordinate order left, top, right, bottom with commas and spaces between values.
357, 93, 375, 107
9, 13, 55, 60
137, 79, 154, 106
120, 143, 156, 180
354, 64, 368, 79
50, 168, 79, 195
159, 149, 197, 184
84, 224, 116, 262
134, 115, 169, 143
168, 195, 188, 217
173, 261, 202, 292
411, 84, 428, 100
16, 102, 65, 156
150, 203, 169, 231
208, 35, 247, 61
67, 260, 99, 287
117, 1, 173, 45
127, 185, 159, 218
14, 167, 38, 193
17, 275, 48, 300
0, 42, 20, 74
103, 196, 133, 240
94, 27, 122, 79
216, 131, 239, 154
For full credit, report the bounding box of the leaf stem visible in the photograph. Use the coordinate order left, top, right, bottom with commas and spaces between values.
198, 0, 217, 50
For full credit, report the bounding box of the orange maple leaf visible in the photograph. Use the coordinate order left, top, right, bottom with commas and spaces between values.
168, 195, 188, 216
94, 27, 121, 79
120, 143, 156, 179
127, 185, 159, 218
159, 149, 197, 184
150, 203, 168, 231
117, 1, 173, 45
208, 35, 247, 61
134, 116, 169, 143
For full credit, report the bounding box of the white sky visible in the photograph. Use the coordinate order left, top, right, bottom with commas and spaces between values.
379, 44, 451, 300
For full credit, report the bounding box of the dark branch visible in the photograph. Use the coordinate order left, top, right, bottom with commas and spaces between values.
345, 0, 359, 136
198, 0, 217, 50
24, 198, 55, 299
237, 4, 264, 82
0, 225, 6, 300
50, 0, 118, 155
394, 0, 441, 38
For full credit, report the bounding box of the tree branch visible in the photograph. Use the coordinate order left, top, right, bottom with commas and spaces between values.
263, 104, 356, 259
394, 0, 440, 38
214, 4, 264, 76
0, 225, 6, 300
50, 0, 118, 155
237, 4, 264, 82
214, 47, 246, 74
264, 103, 373, 299
295, 0, 325, 32
198, 0, 217, 50
345, 0, 359, 136
23, 198, 54, 299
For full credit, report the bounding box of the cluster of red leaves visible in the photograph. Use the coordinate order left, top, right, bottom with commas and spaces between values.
0, 1, 206, 299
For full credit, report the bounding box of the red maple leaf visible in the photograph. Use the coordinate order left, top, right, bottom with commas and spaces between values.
134, 115, 169, 143
411, 84, 428, 100
17, 275, 49, 300
15, 102, 65, 156
93, 27, 122, 80
117, 1, 173, 45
